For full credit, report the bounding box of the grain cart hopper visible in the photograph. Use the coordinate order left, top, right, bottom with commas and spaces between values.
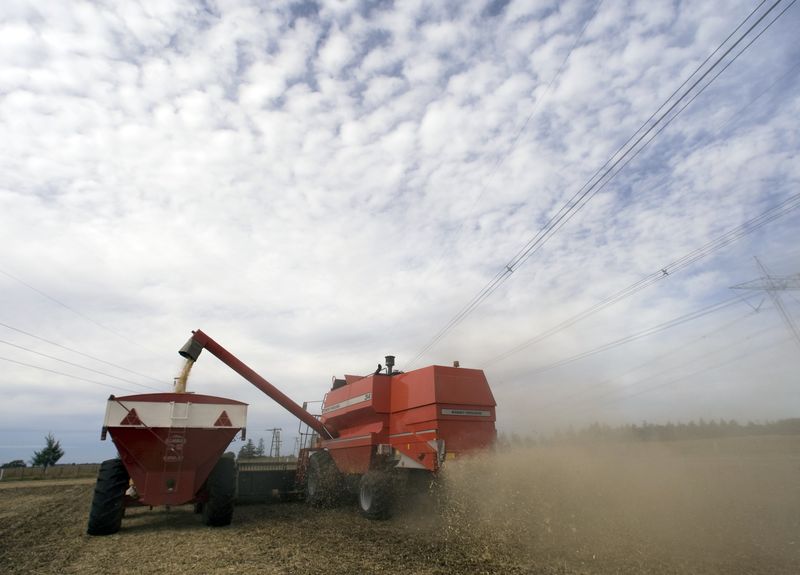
178, 329, 496, 519
87, 391, 246, 535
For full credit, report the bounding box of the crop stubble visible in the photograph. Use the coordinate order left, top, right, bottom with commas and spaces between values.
0, 436, 798, 574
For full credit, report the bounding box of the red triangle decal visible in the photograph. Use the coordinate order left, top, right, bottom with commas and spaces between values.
214, 410, 232, 427
120, 408, 143, 425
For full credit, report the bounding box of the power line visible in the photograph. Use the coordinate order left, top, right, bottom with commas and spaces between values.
535, 319, 784, 420
484, 192, 800, 365
409, 0, 795, 367
0, 355, 144, 394
485, 53, 800, 367
0, 339, 160, 391
613, 331, 792, 402
571, 322, 778, 410
504, 0, 796, 274
410, 0, 796, 365
0, 266, 161, 358
0, 321, 164, 384
526, 305, 760, 415
510, 295, 745, 377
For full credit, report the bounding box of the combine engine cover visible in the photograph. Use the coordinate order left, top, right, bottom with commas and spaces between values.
319, 365, 496, 474
102, 393, 247, 506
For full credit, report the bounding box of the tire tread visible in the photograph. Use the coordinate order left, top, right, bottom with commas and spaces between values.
203, 455, 236, 527
86, 458, 129, 536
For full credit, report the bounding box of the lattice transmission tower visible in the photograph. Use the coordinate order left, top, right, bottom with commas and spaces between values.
731, 256, 800, 348
267, 427, 282, 458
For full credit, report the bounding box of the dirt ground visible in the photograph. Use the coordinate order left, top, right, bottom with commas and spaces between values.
1, 436, 798, 574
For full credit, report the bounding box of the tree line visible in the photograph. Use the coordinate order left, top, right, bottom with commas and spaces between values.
499, 417, 800, 447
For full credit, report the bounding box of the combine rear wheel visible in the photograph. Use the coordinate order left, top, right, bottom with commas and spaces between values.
358, 470, 393, 520
306, 451, 343, 507
87, 458, 129, 536
203, 454, 236, 527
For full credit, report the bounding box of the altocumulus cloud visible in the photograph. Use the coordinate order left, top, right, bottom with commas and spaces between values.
0, 0, 798, 462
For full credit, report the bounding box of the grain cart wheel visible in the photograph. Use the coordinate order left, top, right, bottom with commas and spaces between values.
306, 451, 343, 507
87, 458, 129, 536
358, 470, 393, 520
203, 455, 236, 527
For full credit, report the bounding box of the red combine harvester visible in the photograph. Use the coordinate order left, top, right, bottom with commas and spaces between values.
178, 330, 496, 519
87, 329, 496, 534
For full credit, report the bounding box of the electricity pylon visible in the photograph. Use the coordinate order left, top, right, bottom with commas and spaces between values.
267, 427, 282, 458
731, 257, 800, 348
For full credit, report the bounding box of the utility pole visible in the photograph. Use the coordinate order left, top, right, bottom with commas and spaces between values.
731, 257, 800, 348
266, 427, 282, 458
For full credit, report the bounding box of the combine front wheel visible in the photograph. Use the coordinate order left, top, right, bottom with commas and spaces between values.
86, 458, 129, 536
203, 454, 236, 527
358, 470, 393, 520
306, 451, 343, 507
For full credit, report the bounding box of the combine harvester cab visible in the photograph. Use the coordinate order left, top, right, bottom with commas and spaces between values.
87, 392, 246, 535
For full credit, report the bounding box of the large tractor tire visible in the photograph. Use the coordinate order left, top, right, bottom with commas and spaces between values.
87, 458, 129, 536
305, 450, 343, 507
358, 470, 393, 520
203, 454, 236, 527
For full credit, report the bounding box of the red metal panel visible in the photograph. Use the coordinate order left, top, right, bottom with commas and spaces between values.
320, 376, 391, 449
389, 404, 439, 433
388, 366, 495, 412
322, 377, 390, 474
433, 367, 496, 406
110, 426, 239, 506
389, 367, 437, 411
327, 445, 372, 474
437, 420, 496, 452
371, 377, 391, 413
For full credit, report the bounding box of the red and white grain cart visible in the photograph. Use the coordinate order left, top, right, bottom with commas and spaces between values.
87, 391, 246, 535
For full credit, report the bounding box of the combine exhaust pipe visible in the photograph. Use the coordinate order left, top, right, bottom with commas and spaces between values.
384, 355, 395, 375
178, 330, 335, 439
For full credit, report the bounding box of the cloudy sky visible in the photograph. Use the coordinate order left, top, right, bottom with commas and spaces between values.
1, 0, 798, 464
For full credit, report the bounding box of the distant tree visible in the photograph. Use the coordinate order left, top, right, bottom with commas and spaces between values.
1, 460, 26, 468
256, 438, 266, 457
31, 433, 64, 468
238, 438, 257, 459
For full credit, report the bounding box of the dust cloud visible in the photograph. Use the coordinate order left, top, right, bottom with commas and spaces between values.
403, 437, 800, 573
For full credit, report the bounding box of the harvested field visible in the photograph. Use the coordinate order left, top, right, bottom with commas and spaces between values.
1, 436, 798, 574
